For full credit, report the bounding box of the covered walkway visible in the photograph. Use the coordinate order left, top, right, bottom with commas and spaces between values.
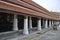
0, 0, 60, 40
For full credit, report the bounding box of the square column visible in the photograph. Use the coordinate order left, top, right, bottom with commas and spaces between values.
51, 21, 52, 26
52, 21, 54, 26
58, 21, 60, 27
56, 21, 59, 25
45, 19, 48, 28
49, 20, 51, 28
29, 17, 32, 29
59, 24, 60, 27
43, 19, 45, 28
37, 18, 41, 31
23, 16, 29, 35
51, 21, 52, 27
13, 14, 18, 31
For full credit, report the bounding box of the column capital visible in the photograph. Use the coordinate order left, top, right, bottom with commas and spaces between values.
38, 18, 41, 20
46, 19, 48, 21
24, 16, 28, 19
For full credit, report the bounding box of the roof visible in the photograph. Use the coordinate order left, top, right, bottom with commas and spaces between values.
0, 0, 60, 20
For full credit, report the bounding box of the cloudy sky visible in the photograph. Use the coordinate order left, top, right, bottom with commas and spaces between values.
32, 0, 60, 12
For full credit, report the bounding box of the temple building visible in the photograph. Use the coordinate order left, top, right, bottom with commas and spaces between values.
0, 0, 60, 35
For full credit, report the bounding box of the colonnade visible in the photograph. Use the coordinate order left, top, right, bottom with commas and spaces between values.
13, 14, 58, 35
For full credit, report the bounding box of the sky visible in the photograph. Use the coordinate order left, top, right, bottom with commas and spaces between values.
32, 0, 60, 12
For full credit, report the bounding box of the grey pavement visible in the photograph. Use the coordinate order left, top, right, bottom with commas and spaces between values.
31, 27, 60, 40
1, 27, 60, 40
0, 28, 38, 40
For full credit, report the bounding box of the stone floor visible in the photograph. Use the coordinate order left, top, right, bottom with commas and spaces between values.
31, 27, 60, 40
5, 28, 51, 40
0, 28, 37, 40
1, 27, 60, 40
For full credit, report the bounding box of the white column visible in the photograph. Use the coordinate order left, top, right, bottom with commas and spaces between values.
53, 21, 54, 26
51, 21, 52, 27
53, 21, 54, 25
52, 21, 54, 26
45, 19, 48, 28
37, 18, 41, 31
59, 24, 60, 27
51, 21, 53, 26
23, 16, 29, 35
29, 17, 32, 29
49, 20, 51, 28
43, 19, 45, 28
58, 21, 60, 27
57, 21, 59, 25
13, 14, 18, 30
54, 21, 55, 24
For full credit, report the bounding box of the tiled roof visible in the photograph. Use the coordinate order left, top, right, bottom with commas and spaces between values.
0, 0, 60, 20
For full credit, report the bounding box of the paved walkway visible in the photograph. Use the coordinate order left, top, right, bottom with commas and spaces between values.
0, 28, 37, 40
1, 27, 60, 40
32, 27, 60, 40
